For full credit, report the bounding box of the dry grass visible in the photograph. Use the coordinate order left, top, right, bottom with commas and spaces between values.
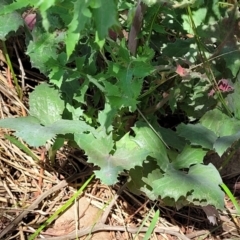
0, 40, 239, 240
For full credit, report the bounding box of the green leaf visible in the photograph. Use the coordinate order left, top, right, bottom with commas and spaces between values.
142, 168, 163, 200
128, 166, 145, 196
97, 103, 116, 134
114, 132, 154, 169
26, 30, 61, 74
0, 0, 32, 15
49, 120, 95, 136
92, 0, 118, 41
65, 1, 90, 58
227, 82, 240, 120
153, 24, 166, 33
89, 0, 101, 8
106, 60, 154, 111
200, 109, 240, 137
37, 0, 57, 30
51, 137, 65, 151
59, 76, 82, 103
35, 0, 55, 10
172, 145, 207, 169
173, 0, 203, 8
128, 161, 163, 200
183, 0, 222, 32
4, 134, 39, 161
132, 61, 155, 78
162, 39, 197, 61
0, 116, 53, 146
87, 75, 105, 92
176, 123, 217, 149
75, 124, 166, 185
221, 44, 240, 77
143, 209, 159, 240
0, 1, 24, 40
0, 117, 94, 147
64, 104, 84, 121
133, 122, 169, 171
214, 132, 240, 157
185, 164, 224, 209
29, 83, 64, 125
55, 66, 85, 102
48, 52, 68, 87
182, 8, 207, 34
158, 126, 185, 151
152, 164, 224, 209
49, 2, 73, 27
74, 133, 120, 184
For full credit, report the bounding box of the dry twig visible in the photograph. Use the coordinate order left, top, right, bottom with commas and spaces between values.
0, 179, 69, 238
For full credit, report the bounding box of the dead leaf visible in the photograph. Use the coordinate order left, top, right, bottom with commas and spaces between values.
175, 64, 189, 77
202, 205, 220, 225
45, 196, 112, 239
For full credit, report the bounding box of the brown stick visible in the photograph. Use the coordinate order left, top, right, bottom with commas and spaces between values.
128, 0, 146, 56
38, 223, 189, 240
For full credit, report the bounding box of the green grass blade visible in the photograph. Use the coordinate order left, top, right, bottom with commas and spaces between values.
4, 134, 39, 161
29, 174, 95, 240
2, 41, 22, 99
134, 203, 157, 240
221, 183, 240, 214
143, 209, 159, 240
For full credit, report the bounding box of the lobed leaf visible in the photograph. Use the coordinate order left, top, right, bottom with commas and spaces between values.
106, 60, 154, 111
172, 145, 207, 169
158, 126, 185, 151
26, 31, 61, 74
0, 0, 33, 15
223, 50, 240, 77
128, 161, 163, 201
133, 122, 169, 171
176, 123, 217, 149
92, 0, 118, 40
152, 164, 224, 209
162, 39, 197, 62
74, 133, 119, 184
0, 117, 95, 147
75, 124, 168, 185
65, 1, 90, 58
214, 132, 240, 157
200, 109, 240, 137
0, 116, 53, 147
0, 2, 24, 40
